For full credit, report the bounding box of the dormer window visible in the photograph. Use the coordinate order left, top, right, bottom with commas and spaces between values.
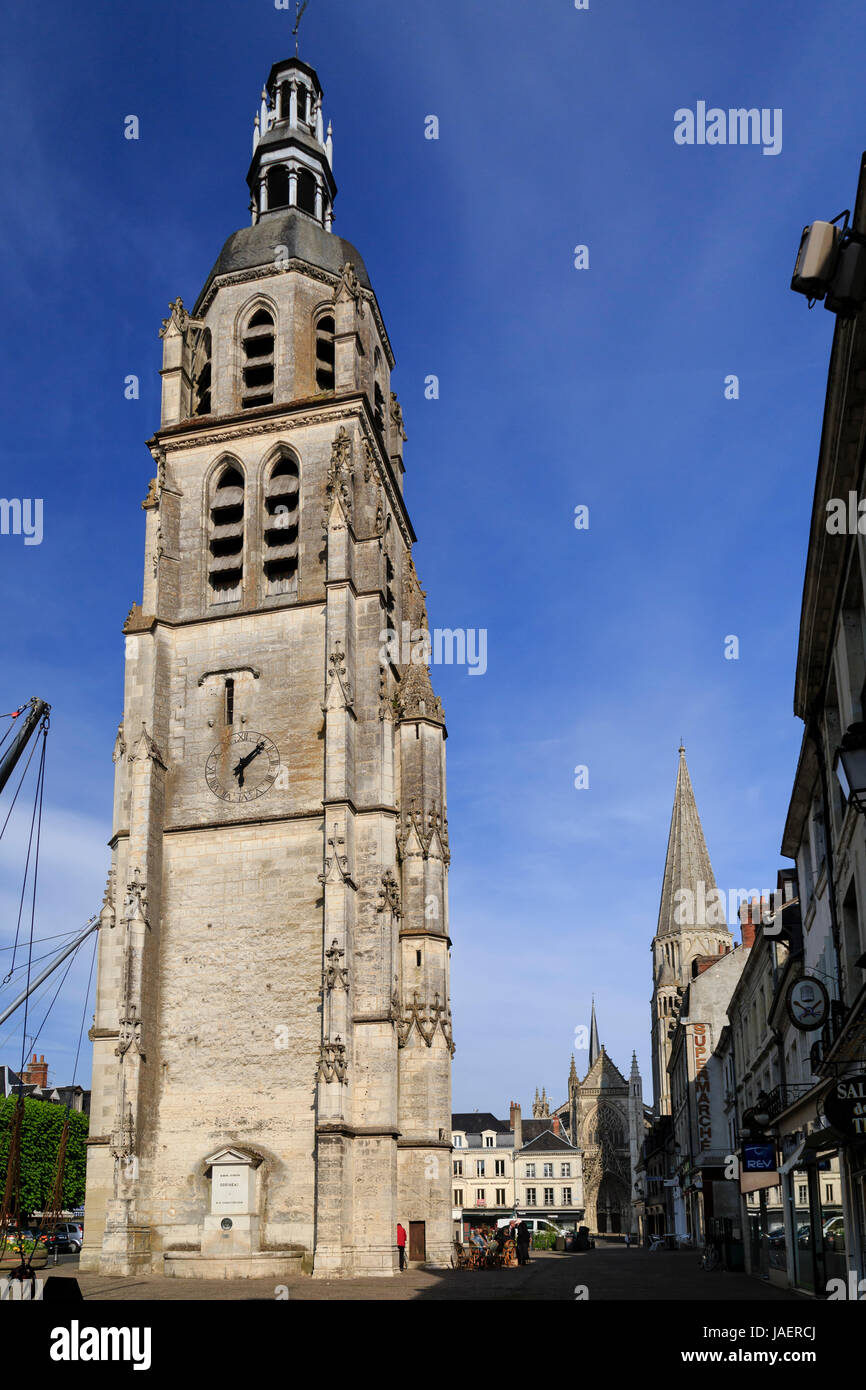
208, 465, 244, 603
242, 308, 275, 408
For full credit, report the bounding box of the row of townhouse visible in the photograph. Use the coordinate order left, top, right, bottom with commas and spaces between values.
451, 1106, 584, 1237
637, 154, 866, 1295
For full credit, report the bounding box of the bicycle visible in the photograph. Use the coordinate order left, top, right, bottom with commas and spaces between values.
699, 1240, 722, 1271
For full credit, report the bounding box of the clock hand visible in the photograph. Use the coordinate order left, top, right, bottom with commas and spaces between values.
232, 741, 266, 783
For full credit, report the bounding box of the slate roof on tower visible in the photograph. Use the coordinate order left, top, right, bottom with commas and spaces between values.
655, 746, 719, 938
195, 210, 371, 315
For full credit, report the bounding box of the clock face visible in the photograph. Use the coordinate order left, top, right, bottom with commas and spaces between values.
205, 730, 281, 803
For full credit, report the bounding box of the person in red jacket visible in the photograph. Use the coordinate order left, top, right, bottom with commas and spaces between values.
397, 1222, 407, 1270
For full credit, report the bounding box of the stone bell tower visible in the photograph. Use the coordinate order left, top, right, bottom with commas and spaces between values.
650, 747, 732, 1116
81, 53, 454, 1279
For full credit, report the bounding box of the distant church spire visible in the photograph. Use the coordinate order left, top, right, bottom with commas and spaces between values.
655, 745, 719, 938
589, 999, 600, 1067
650, 746, 732, 1117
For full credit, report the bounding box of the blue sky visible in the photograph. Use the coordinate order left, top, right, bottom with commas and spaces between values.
0, 0, 860, 1115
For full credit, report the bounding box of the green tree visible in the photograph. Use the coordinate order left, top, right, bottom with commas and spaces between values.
0, 1095, 88, 1217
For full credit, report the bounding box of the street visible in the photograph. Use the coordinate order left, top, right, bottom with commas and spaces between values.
39, 1242, 801, 1301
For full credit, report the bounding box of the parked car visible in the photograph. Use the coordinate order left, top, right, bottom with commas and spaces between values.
823, 1216, 845, 1250
496, 1218, 567, 1237
29, 1223, 82, 1254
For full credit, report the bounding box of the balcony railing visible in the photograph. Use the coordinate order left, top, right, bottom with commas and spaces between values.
763, 1083, 817, 1121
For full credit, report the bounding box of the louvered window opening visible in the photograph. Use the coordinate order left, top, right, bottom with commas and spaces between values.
209, 466, 244, 602
242, 309, 275, 408
192, 329, 212, 417
264, 457, 299, 595
315, 315, 335, 391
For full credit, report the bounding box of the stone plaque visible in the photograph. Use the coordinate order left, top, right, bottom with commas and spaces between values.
211, 1162, 255, 1215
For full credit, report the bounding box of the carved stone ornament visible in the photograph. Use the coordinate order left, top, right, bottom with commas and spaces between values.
325, 426, 354, 522
317, 1037, 348, 1084
396, 991, 455, 1055
390, 391, 407, 441
319, 826, 355, 887
152, 523, 164, 577
129, 722, 166, 771
159, 296, 189, 338
335, 260, 365, 316
121, 867, 149, 928
115, 1006, 144, 1059
323, 646, 354, 712
394, 661, 444, 727
377, 869, 401, 921
109, 1103, 136, 1161
323, 939, 349, 992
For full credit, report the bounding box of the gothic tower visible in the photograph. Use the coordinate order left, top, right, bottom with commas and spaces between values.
81, 55, 454, 1279
650, 747, 731, 1116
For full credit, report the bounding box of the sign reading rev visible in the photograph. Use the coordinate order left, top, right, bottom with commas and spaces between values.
742, 1142, 776, 1173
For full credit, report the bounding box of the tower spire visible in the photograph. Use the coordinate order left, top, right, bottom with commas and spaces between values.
589, 998, 600, 1067
650, 746, 731, 1117
655, 745, 721, 938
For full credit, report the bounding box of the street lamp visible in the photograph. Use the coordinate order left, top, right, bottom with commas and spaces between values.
751, 1090, 772, 1131
834, 722, 866, 813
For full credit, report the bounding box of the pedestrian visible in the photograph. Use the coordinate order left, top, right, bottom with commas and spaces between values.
624, 1232, 630, 1249
397, 1221, 407, 1271
516, 1219, 530, 1266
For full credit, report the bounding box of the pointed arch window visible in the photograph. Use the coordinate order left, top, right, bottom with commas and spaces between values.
263, 454, 299, 596
191, 328, 212, 417
242, 308, 275, 408
208, 464, 245, 603
297, 168, 317, 217
315, 314, 335, 392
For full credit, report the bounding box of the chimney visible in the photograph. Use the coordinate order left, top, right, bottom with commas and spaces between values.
739, 897, 760, 950
552, 1114, 561, 1136
23, 1053, 48, 1087
510, 1101, 522, 1151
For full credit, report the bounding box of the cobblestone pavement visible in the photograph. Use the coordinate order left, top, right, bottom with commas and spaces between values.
39, 1244, 803, 1301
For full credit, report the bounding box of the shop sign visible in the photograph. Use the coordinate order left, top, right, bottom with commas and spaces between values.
824, 1074, 866, 1136
743, 1142, 776, 1172
786, 975, 830, 1032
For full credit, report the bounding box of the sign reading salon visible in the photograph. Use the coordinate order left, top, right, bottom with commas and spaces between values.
824, 1075, 866, 1137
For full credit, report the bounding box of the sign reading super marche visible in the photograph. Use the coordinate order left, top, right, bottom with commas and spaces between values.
824, 1074, 866, 1136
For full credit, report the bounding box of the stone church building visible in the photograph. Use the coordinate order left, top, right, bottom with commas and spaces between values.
81, 53, 454, 1279
554, 1004, 646, 1234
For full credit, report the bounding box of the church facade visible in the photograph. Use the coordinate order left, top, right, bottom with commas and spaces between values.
555, 1006, 646, 1235
81, 54, 454, 1279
